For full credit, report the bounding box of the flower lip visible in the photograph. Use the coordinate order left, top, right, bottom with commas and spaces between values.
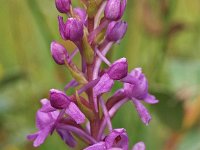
27, 100, 60, 147
132, 99, 152, 125
56, 128, 77, 147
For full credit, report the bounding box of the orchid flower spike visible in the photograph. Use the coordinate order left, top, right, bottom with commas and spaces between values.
28, 0, 158, 149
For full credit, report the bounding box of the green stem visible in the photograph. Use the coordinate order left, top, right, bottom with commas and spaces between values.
86, 64, 100, 139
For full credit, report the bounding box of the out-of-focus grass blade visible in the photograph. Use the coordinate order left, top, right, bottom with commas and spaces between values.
177, 128, 200, 150
0, 71, 26, 89
26, 0, 54, 48
152, 89, 184, 130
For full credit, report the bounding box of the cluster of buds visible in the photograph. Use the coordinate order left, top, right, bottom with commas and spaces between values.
27, 0, 158, 149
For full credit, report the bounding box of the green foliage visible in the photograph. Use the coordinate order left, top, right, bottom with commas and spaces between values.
177, 129, 200, 150
153, 90, 184, 130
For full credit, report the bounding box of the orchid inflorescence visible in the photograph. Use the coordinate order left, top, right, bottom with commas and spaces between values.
27, 0, 158, 149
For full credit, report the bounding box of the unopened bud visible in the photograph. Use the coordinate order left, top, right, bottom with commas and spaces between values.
106, 21, 127, 42
50, 41, 69, 65
49, 89, 71, 109
58, 17, 84, 41
107, 58, 128, 80
55, 0, 71, 13
104, 0, 127, 20
66, 18, 84, 41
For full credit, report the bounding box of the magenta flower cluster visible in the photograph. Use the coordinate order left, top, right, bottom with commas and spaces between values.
27, 0, 158, 149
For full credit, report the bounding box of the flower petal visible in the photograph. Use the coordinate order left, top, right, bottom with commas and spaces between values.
124, 68, 148, 99
94, 73, 114, 96
143, 94, 159, 104
40, 99, 56, 112
36, 111, 54, 130
56, 128, 77, 147
121, 74, 139, 85
33, 126, 52, 147
65, 102, 85, 124
73, 7, 87, 24
27, 126, 52, 147
58, 16, 66, 40
132, 141, 146, 150
84, 142, 106, 150
132, 99, 151, 125
105, 128, 129, 150
27, 132, 38, 141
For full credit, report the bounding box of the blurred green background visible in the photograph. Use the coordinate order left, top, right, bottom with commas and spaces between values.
0, 0, 200, 150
